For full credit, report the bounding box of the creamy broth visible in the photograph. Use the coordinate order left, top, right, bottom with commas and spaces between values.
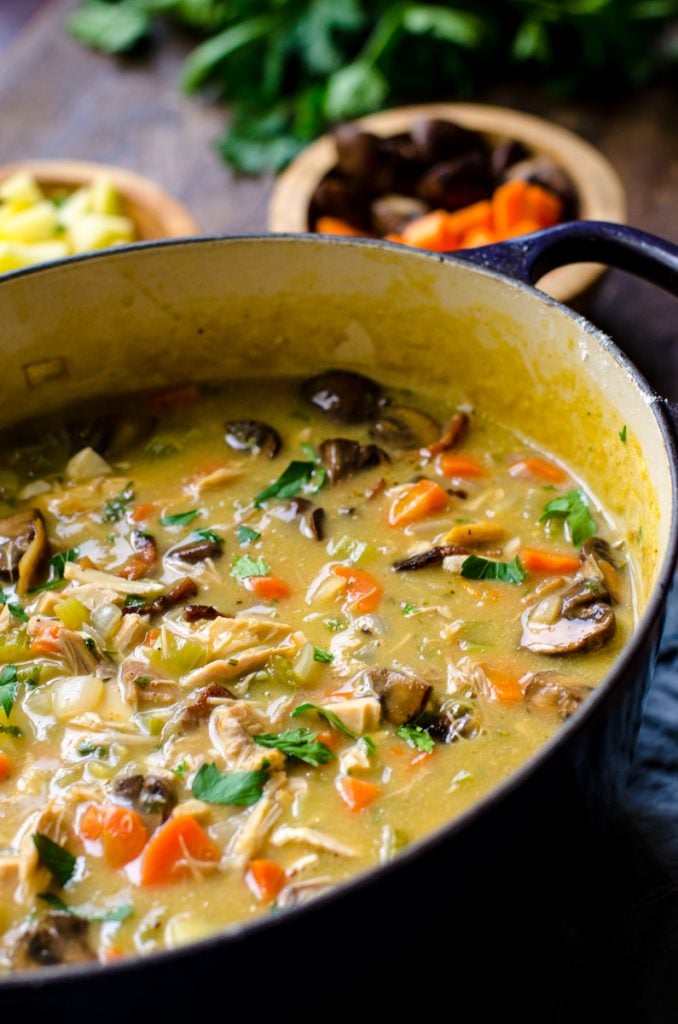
0, 373, 633, 969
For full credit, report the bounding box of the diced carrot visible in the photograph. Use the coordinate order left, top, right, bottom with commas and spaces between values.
245, 859, 286, 903
316, 217, 365, 237
492, 179, 529, 236
459, 227, 497, 249
509, 457, 566, 483
410, 750, 434, 768
150, 385, 200, 409
336, 776, 380, 812
140, 815, 220, 886
521, 548, 581, 575
325, 686, 355, 702
437, 452, 485, 479
0, 752, 11, 781
129, 502, 158, 523
485, 668, 524, 704
144, 628, 160, 646
331, 565, 383, 614
402, 210, 456, 251
525, 184, 563, 228
499, 217, 542, 241
384, 232, 406, 244
388, 479, 448, 527
245, 575, 291, 601
446, 199, 493, 237
315, 729, 340, 751
101, 947, 125, 963
79, 804, 104, 841
31, 621, 62, 656
101, 806, 148, 869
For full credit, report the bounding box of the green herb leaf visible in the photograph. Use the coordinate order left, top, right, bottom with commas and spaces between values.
292, 701, 357, 740
395, 724, 435, 753
160, 509, 200, 527
254, 727, 334, 767
8, 603, 28, 623
401, 602, 418, 617
191, 761, 268, 806
38, 892, 133, 922
0, 724, 22, 737
619, 425, 628, 443
193, 527, 224, 544
67, 0, 150, 55
324, 60, 388, 120
103, 483, 135, 523
231, 554, 270, 579
540, 488, 597, 547
312, 646, 334, 664
172, 760, 188, 778
254, 460, 316, 507
123, 594, 147, 608
29, 548, 79, 594
237, 525, 261, 545
460, 555, 526, 584
323, 617, 347, 632
32, 833, 76, 887
0, 664, 19, 718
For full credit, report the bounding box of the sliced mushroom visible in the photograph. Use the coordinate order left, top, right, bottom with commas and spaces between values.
490, 138, 529, 178
371, 195, 429, 236
181, 681, 234, 727
370, 406, 439, 450
67, 413, 156, 458
368, 667, 432, 726
118, 530, 159, 581
415, 152, 493, 211
521, 578, 616, 655
392, 543, 469, 572
111, 773, 177, 829
410, 118, 485, 164
184, 604, 228, 622
319, 438, 389, 484
0, 508, 49, 596
271, 497, 325, 540
581, 537, 625, 603
334, 126, 414, 193
422, 411, 469, 457
224, 419, 281, 458
301, 370, 382, 423
310, 174, 372, 231
427, 700, 483, 741
12, 912, 95, 969
168, 537, 223, 563
121, 576, 198, 617
524, 671, 592, 719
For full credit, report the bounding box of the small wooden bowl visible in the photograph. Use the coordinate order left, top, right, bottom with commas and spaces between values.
268, 103, 627, 304
0, 159, 199, 240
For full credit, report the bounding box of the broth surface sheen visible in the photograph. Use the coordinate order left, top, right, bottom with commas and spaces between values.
0, 373, 633, 970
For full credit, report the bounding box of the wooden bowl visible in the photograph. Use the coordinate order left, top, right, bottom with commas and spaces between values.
268, 103, 627, 304
0, 159, 199, 240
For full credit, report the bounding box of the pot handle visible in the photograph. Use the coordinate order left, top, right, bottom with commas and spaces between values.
454, 220, 678, 297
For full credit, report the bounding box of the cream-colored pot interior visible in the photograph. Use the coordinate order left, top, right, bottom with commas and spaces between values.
0, 237, 672, 610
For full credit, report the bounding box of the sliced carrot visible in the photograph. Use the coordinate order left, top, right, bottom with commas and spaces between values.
315, 728, 340, 751
509, 457, 566, 483
521, 548, 581, 575
459, 226, 497, 249
337, 776, 380, 812
446, 199, 493, 237
402, 210, 456, 251
410, 750, 434, 768
492, 179, 529, 236
101, 947, 125, 963
129, 502, 158, 524
525, 184, 563, 228
144, 628, 160, 646
388, 479, 448, 527
31, 621, 62, 656
101, 806, 148, 869
485, 668, 524, 704
499, 217, 542, 241
150, 385, 200, 409
331, 565, 383, 614
0, 752, 11, 781
437, 452, 485, 479
140, 815, 220, 886
245, 859, 286, 903
316, 216, 365, 237
79, 804, 104, 841
384, 232, 406, 244
245, 575, 291, 601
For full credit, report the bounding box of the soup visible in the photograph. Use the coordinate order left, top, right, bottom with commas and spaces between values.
0, 371, 633, 969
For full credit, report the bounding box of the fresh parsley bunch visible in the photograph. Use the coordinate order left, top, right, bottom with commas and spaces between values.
68, 0, 678, 173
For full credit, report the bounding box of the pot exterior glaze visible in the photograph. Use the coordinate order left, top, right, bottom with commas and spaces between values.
0, 227, 676, 1017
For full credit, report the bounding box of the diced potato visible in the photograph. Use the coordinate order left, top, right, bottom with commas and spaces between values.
88, 175, 121, 216
322, 697, 381, 735
1, 201, 58, 243
0, 240, 70, 273
69, 213, 135, 253
56, 185, 92, 229
0, 172, 43, 211
165, 913, 214, 949
51, 675, 104, 720
66, 445, 113, 482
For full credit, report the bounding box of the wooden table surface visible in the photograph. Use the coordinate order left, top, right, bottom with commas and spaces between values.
1, 0, 676, 402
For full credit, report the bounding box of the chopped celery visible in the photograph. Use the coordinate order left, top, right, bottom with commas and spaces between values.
326, 535, 378, 567
149, 630, 207, 676
0, 627, 30, 664
55, 596, 89, 631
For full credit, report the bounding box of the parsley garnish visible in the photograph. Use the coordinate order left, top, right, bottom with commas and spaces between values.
103, 482, 135, 523
293, 701, 375, 755
395, 724, 435, 753
323, 617, 347, 632
231, 554, 270, 579
619, 425, 627, 443
192, 528, 224, 544
0, 724, 22, 737
160, 508, 200, 527
460, 555, 526, 584
237, 524, 261, 545
401, 602, 418, 616
8, 603, 28, 623
172, 760, 188, 778
192, 761, 268, 806
254, 460, 318, 507
77, 741, 107, 757
38, 893, 133, 922
254, 728, 334, 767
32, 833, 76, 887
540, 488, 597, 547
312, 646, 334, 664
0, 664, 19, 718
123, 594, 147, 607
29, 547, 79, 594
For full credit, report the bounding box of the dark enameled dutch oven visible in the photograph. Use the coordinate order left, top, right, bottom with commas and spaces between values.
1, 221, 677, 1019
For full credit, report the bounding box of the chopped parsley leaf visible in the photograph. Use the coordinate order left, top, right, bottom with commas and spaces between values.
619, 425, 628, 443
172, 761, 188, 778
254, 460, 317, 507
38, 893, 133, 922
460, 555, 525, 585
254, 728, 334, 767
312, 646, 334, 664
0, 724, 22, 737
160, 508, 200, 528
193, 528, 224, 544
395, 724, 435, 753
0, 664, 19, 718
103, 482, 135, 523
401, 602, 418, 616
231, 554, 270, 579
192, 761, 268, 806
540, 488, 597, 547
29, 548, 79, 594
32, 833, 76, 887
237, 524, 261, 545
8, 603, 28, 623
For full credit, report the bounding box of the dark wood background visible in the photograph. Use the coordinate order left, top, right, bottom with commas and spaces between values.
0, 0, 676, 399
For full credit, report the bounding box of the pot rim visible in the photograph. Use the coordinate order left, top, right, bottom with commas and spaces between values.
0, 232, 676, 989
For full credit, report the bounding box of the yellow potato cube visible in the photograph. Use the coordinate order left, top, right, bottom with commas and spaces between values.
88, 175, 121, 216
0, 240, 70, 274
57, 186, 92, 229
68, 212, 135, 253
0, 172, 43, 211
0, 201, 58, 243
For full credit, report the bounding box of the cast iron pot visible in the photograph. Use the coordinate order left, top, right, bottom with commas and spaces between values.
1, 221, 677, 1019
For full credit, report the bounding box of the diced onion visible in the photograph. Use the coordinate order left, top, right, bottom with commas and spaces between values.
293, 643, 322, 685
66, 446, 112, 482
91, 602, 123, 639
165, 913, 214, 949
51, 675, 104, 720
